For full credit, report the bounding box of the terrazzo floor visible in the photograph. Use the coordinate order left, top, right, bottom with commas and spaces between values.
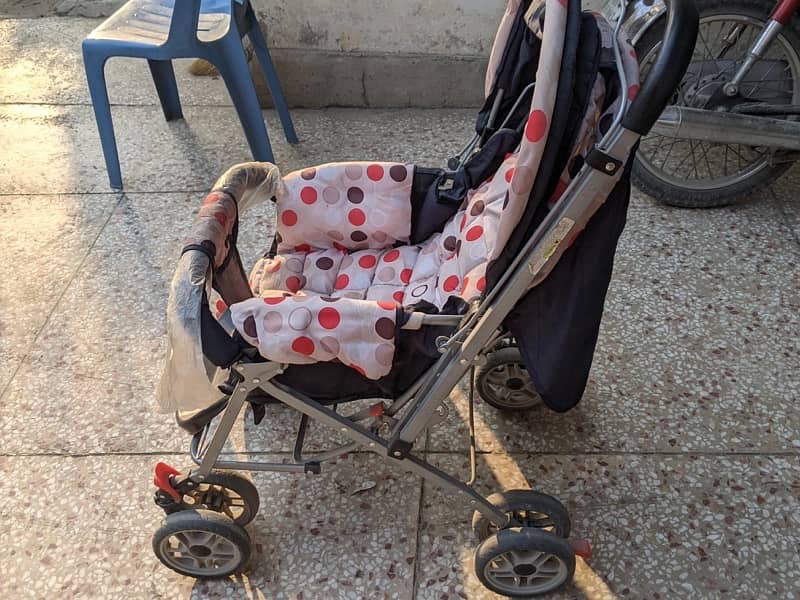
1, 14, 799, 600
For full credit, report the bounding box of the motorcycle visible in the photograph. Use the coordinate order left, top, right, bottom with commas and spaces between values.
603, 0, 800, 207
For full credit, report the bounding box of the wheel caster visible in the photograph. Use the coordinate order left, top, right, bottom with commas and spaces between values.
474, 528, 575, 597
166, 471, 260, 526
476, 347, 542, 411
153, 509, 252, 578
472, 489, 571, 541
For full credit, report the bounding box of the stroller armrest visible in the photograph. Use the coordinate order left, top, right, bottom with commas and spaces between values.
622, 0, 699, 135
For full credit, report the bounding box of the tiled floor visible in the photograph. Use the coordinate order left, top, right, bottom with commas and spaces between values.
1, 15, 799, 600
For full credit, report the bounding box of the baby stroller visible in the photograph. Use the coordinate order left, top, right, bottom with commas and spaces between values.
151, 0, 697, 595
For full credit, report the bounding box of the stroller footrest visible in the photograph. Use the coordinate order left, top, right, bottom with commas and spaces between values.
175, 397, 229, 435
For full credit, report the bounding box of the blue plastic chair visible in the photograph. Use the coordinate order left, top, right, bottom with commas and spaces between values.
82, 0, 297, 190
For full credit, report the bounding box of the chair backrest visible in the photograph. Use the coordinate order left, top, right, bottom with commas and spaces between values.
167, 0, 246, 46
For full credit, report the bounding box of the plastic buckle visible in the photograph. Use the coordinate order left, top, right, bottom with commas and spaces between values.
153, 462, 182, 502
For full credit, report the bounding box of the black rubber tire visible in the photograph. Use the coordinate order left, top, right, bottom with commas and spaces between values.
472, 489, 571, 542
474, 528, 576, 597
152, 509, 252, 579
632, 0, 800, 207
169, 471, 260, 526
476, 347, 543, 411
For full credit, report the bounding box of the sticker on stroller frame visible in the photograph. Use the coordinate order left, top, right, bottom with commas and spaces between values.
528, 217, 575, 276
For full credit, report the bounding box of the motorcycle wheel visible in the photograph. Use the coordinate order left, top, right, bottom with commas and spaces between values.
632, 0, 800, 207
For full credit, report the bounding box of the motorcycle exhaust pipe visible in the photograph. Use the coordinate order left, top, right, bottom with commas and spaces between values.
651, 106, 800, 151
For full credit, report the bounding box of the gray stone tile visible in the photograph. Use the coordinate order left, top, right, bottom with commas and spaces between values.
0, 193, 116, 391
415, 452, 800, 599
429, 201, 800, 454
0, 453, 421, 599
0, 104, 472, 194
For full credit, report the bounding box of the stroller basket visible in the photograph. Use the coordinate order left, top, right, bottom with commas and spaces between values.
151, 0, 698, 594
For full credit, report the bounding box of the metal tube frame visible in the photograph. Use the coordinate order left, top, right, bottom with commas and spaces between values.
182, 15, 642, 531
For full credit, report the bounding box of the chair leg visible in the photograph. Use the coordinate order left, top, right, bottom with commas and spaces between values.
82, 47, 123, 190
247, 18, 298, 144
213, 41, 275, 163
148, 59, 183, 121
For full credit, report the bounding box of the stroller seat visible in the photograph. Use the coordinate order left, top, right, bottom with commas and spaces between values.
221, 152, 533, 380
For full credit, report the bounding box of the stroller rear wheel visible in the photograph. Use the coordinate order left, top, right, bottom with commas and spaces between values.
472, 489, 571, 542
474, 528, 575, 597
476, 348, 542, 411
152, 509, 251, 579
164, 471, 260, 526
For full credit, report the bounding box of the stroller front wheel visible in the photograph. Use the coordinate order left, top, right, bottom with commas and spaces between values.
474, 528, 575, 597
152, 509, 251, 579
476, 348, 542, 411
163, 471, 260, 526
472, 489, 571, 542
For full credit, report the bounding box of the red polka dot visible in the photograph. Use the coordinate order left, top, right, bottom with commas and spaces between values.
300, 186, 317, 204
383, 249, 400, 263
335, 274, 349, 289
333, 242, 348, 253
286, 276, 302, 292
318, 307, 341, 329
400, 268, 412, 284
291, 336, 315, 355
443, 276, 459, 292
214, 211, 227, 226
477, 277, 486, 292
264, 296, 285, 305
294, 243, 311, 253
215, 299, 227, 315
466, 225, 484, 242
351, 364, 367, 377
348, 209, 366, 226
281, 210, 298, 227
359, 255, 377, 269
525, 110, 548, 143
460, 213, 467, 231
505, 168, 515, 183
367, 164, 384, 181
628, 84, 640, 101
377, 300, 396, 311
393, 291, 405, 304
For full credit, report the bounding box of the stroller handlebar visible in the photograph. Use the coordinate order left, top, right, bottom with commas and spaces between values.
621, 0, 699, 136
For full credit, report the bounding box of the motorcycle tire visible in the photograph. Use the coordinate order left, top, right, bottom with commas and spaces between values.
632, 0, 800, 208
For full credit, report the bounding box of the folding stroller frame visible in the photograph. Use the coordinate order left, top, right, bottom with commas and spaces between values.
152, 0, 698, 595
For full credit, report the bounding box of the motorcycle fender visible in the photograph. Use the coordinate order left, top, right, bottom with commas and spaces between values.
598, 0, 666, 45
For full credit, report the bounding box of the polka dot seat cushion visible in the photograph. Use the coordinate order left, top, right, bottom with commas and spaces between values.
229, 155, 531, 381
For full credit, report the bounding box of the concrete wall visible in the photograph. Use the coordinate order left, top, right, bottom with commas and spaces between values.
251, 0, 508, 107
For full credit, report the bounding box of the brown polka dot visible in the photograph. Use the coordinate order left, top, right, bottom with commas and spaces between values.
389, 165, 408, 182
351, 231, 368, 242
378, 267, 395, 282
263, 311, 282, 333
375, 317, 395, 339
411, 284, 428, 298
347, 187, 364, 204
316, 257, 334, 270
289, 307, 312, 330
286, 258, 304, 272
320, 336, 340, 355
300, 168, 316, 180
470, 200, 485, 216
375, 343, 394, 366
243, 315, 258, 338
372, 231, 389, 243
443, 236, 457, 251
323, 187, 340, 204
345, 165, 363, 180
511, 165, 535, 195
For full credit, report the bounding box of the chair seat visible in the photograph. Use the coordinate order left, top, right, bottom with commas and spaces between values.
87, 0, 238, 46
